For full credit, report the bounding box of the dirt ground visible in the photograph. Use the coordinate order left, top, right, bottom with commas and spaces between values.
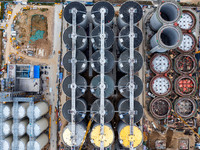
13, 8, 54, 58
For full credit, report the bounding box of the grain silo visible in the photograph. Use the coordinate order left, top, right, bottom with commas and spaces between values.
3, 119, 12, 136
118, 50, 143, 73
62, 122, 86, 147
27, 118, 48, 137
91, 50, 115, 73
91, 26, 114, 50
63, 50, 87, 73
63, 26, 88, 51
150, 1, 182, 31
90, 75, 115, 98
90, 99, 114, 123
118, 1, 143, 29
63, 1, 88, 28
90, 123, 114, 148
27, 102, 49, 120
91, 1, 114, 26
12, 119, 28, 136
3, 136, 12, 150
12, 136, 28, 150
118, 99, 143, 124
12, 103, 29, 119
118, 121, 143, 149
118, 75, 143, 98
27, 133, 48, 150
62, 98, 87, 123
2, 103, 12, 119
62, 75, 87, 98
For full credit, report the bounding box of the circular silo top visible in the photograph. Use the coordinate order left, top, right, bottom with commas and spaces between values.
90, 75, 115, 98
91, 50, 115, 73
63, 50, 87, 73
119, 1, 143, 24
118, 50, 143, 73
62, 99, 87, 123
150, 53, 171, 74
90, 99, 115, 123
62, 75, 87, 98
118, 75, 143, 98
63, 26, 87, 51
91, 26, 114, 50
119, 25, 143, 49
118, 99, 143, 124
91, 1, 115, 24
64, 2, 87, 25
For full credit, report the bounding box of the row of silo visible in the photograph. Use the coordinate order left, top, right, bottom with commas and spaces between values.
61, 1, 144, 149
1, 102, 49, 150
148, 3, 198, 121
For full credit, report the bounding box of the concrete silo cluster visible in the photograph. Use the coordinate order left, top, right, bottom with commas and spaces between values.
0, 101, 49, 150
62, 1, 144, 149
148, 2, 198, 122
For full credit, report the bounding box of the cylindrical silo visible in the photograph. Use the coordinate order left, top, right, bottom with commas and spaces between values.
91, 26, 114, 50
91, 1, 114, 26
118, 121, 143, 149
27, 118, 48, 137
91, 50, 115, 73
150, 25, 182, 53
62, 122, 86, 147
62, 75, 87, 98
150, 75, 172, 96
118, 1, 143, 29
63, 26, 88, 51
12, 103, 29, 119
27, 102, 49, 120
3, 120, 12, 136
150, 53, 172, 74
62, 98, 87, 123
90, 99, 114, 123
177, 10, 196, 31
3, 136, 12, 150
12, 119, 28, 136
12, 136, 28, 150
27, 133, 48, 150
3, 103, 12, 119
174, 75, 197, 96
174, 54, 197, 75
149, 97, 172, 120
64, 2, 88, 28
174, 97, 197, 119
118, 75, 143, 98
150, 1, 182, 31
118, 25, 143, 51
90, 123, 114, 148
90, 75, 115, 98
177, 33, 196, 53
118, 50, 143, 73
63, 50, 87, 73
118, 99, 143, 124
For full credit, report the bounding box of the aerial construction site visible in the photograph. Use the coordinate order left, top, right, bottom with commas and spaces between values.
0, 0, 199, 150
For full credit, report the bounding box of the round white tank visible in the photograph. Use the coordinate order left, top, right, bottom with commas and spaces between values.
3, 120, 12, 136
27, 118, 48, 137
12, 103, 29, 119
3, 103, 12, 119
12, 136, 28, 150
27, 102, 49, 119
12, 119, 28, 136
27, 133, 48, 150
3, 136, 12, 150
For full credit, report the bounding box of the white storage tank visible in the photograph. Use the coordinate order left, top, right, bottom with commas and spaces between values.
12, 136, 28, 150
3, 103, 12, 119
12, 119, 28, 136
27, 133, 48, 150
27, 102, 49, 119
27, 118, 48, 137
3, 136, 12, 150
3, 120, 12, 136
12, 103, 29, 119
